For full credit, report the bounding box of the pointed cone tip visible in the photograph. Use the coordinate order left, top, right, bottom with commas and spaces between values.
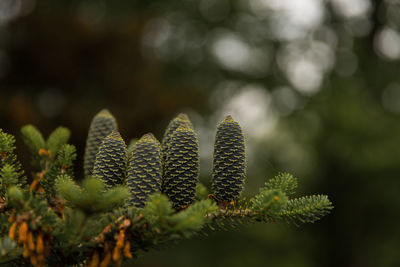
140, 133, 157, 141
97, 109, 114, 118
175, 113, 190, 121
224, 115, 239, 123
106, 130, 123, 140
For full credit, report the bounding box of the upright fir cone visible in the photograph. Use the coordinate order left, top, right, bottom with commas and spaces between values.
162, 125, 199, 209
93, 131, 127, 189
126, 133, 162, 208
212, 115, 246, 202
161, 113, 193, 165
84, 109, 118, 177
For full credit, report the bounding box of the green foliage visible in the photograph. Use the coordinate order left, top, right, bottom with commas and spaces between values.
7, 186, 23, 204
212, 115, 246, 202
0, 110, 332, 267
0, 237, 21, 264
0, 130, 15, 155
21, 125, 71, 173
279, 195, 333, 226
20, 125, 46, 158
162, 124, 200, 210
46, 127, 71, 157
206, 200, 253, 232
141, 193, 174, 224
50, 144, 76, 177
127, 133, 162, 208
51, 207, 107, 263
43, 144, 77, 198
0, 213, 9, 238
0, 129, 25, 199
251, 189, 288, 219
29, 198, 60, 231
249, 174, 333, 226
53, 208, 87, 249
9, 190, 60, 227
195, 182, 208, 200
0, 129, 20, 168
92, 131, 128, 189
0, 165, 23, 199
56, 176, 129, 215
130, 194, 217, 248
168, 199, 218, 238
206, 172, 332, 231
83, 109, 118, 177
263, 172, 298, 196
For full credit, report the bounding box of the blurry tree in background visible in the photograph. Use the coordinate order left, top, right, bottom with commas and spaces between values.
1, 0, 400, 266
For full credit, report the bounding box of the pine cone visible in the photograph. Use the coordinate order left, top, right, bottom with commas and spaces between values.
127, 133, 162, 208
93, 131, 127, 189
212, 115, 246, 202
162, 125, 199, 209
84, 109, 117, 177
161, 113, 193, 165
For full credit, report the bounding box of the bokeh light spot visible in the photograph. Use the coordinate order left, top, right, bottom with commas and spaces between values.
374, 27, 400, 60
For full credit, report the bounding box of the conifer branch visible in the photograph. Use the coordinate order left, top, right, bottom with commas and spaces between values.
263, 172, 298, 196
0, 111, 333, 266
56, 176, 129, 215
46, 127, 71, 157
0, 130, 25, 200
20, 125, 46, 160
279, 195, 333, 226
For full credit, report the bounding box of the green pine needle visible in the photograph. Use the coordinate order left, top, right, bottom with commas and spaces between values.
0, 129, 17, 156
44, 144, 77, 197
0, 111, 334, 267
142, 193, 174, 224
56, 176, 129, 214
46, 126, 71, 157
263, 172, 298, 196
0, 165, 22, 197
168, 199, 218, 238
20, 125, 46, 156
250, 189, 288, 219
0, 129, 26, 196
279, 195, 333, 226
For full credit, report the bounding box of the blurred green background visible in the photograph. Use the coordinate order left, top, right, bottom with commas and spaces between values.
1, 0, 400, 266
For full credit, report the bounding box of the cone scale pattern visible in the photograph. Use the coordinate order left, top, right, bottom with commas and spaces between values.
84, 109, 117, 177
127, 133, 162, 208
212, 115, 246, 202
161, 113, 193, 165
162, 125, 199, 210
93, 131, 127, 189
